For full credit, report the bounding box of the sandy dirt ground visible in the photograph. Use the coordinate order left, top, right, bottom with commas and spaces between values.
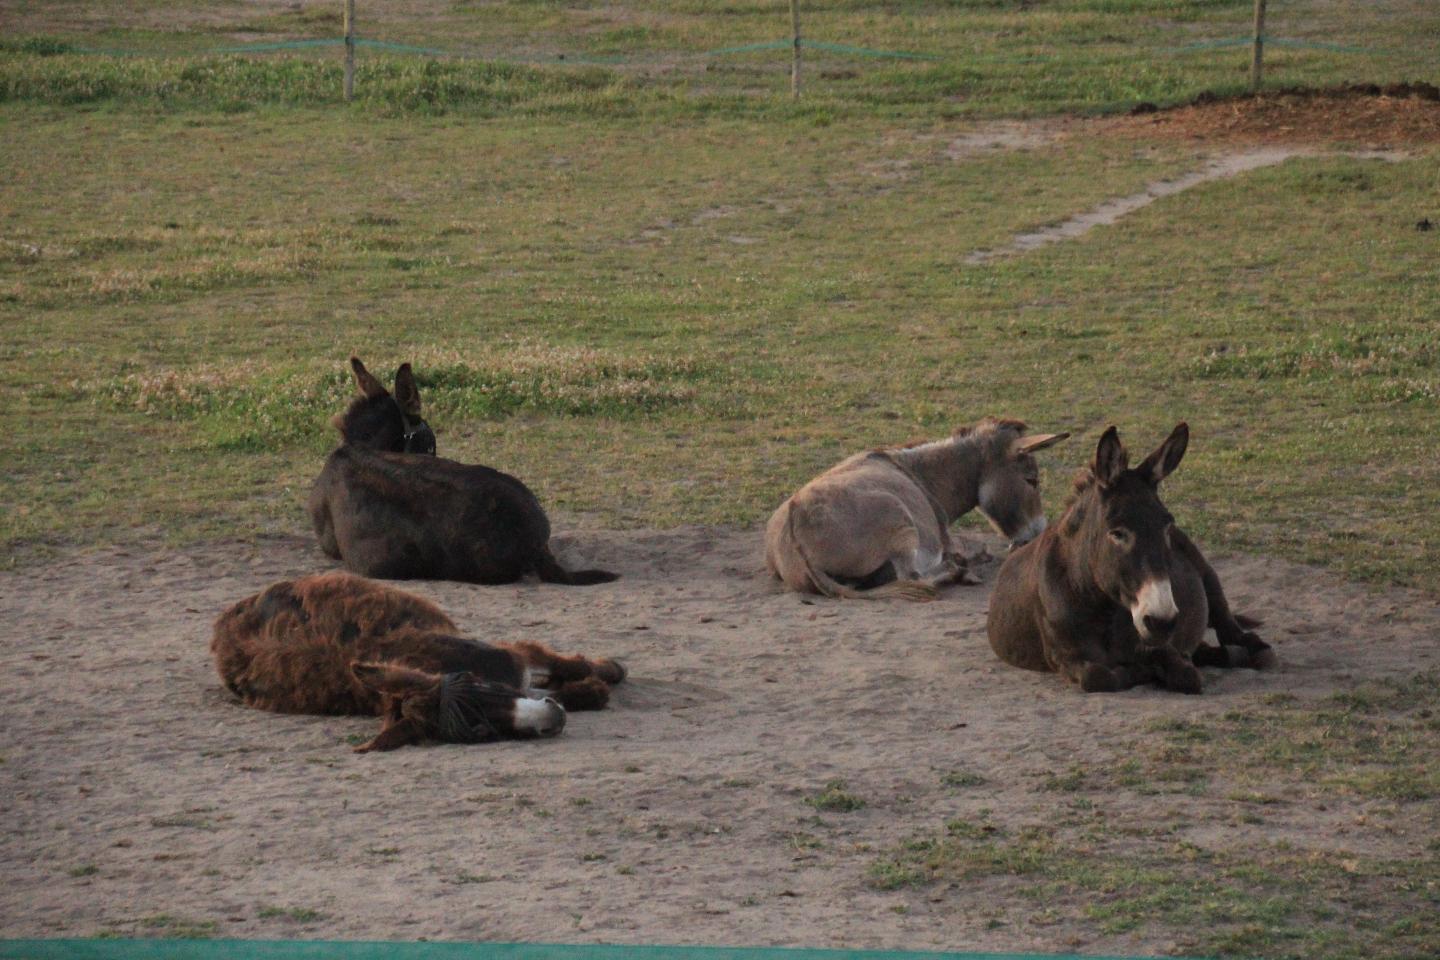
2, 525, 1437, 953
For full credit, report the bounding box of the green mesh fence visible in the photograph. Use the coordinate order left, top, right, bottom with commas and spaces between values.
52, 33, 1401, 64
0, 941, 1207, 960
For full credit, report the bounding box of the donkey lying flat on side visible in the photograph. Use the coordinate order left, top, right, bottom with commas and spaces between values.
308, 357, 617, 585
211, 573, 627, 752
766, 418, 1070, 600
986, 424, 1275, 694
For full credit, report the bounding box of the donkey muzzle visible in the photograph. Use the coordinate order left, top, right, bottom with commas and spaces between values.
513, 696, 566, 737
1008, 516, 1047, 551
1130, 577, 1179, 640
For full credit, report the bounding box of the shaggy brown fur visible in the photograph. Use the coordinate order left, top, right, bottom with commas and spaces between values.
211, 573, 626, 751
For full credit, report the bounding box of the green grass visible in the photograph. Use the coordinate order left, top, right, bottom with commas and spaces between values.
3, 102, 1438, 588
132, 915, 219, 939
257, 905, 324, 923
1, 0, 1435, 117
806, 779, 867, 813
868, 676, 1440, 958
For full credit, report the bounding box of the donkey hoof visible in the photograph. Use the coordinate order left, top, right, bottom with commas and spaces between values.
598, 658, 627, 685
1079, 664, 1120, 693
1167, 665, 1203, 695
1250, 647, 1279, 671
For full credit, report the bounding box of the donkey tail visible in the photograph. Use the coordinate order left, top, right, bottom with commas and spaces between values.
785, 501, 937, 602
532, 545, 619, 586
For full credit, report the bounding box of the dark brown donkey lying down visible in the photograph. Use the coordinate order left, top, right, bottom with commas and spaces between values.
211, 573, 626, 751
309, 357, 617, 585
986, 424, 1274, 694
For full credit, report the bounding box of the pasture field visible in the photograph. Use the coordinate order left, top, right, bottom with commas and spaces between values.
1, 2, 1439, 958
3, 99, 1439, 585
1, 0, 1437, 114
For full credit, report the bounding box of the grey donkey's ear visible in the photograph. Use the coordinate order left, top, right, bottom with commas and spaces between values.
1136, 422, 1189, 485
350, 357, 388, 399
1093, 426, 1128, 487
393, 363, 422, 417
1014, 432, 1070, 455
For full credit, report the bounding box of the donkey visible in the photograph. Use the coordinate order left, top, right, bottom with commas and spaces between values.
308, 357, 618, 586
986, 424, 1274, 694
211, 572, 627, 752
765, 418, 1070, 600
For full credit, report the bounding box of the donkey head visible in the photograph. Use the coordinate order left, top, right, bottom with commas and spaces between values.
330, 357, 436, 455
350, 662, 564, 751
972, 419, 1070, 549
1077, 423, 1189, 646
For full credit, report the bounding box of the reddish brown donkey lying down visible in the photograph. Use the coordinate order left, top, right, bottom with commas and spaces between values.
211, 572, 626, 752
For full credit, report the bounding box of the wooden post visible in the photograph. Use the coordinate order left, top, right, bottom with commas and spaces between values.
789, 0, 801, 99
1250, 0, 1266, 93
344, 0, 356, 102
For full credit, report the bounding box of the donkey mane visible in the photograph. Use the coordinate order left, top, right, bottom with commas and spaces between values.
881, 416, 1026, 455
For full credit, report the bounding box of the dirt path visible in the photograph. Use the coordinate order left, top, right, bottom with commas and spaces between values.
3, 527, 1437, 952
965, 146, 1408, 264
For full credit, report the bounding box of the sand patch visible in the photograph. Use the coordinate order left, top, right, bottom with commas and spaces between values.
1, 527, 1436, 950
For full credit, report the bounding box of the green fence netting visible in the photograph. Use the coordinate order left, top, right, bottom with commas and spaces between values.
52, 33, 1400, 65
0, 942, 1207, 960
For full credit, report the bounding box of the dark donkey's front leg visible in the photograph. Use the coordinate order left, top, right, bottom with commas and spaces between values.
355, 699, 426, 753
505, 640, 626, 711
1173, 528, 1276, 670
1042, 619, 1151, 693
1142, 645, 1202, 694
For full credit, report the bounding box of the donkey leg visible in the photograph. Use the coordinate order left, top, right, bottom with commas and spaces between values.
1146, 647, 1202, 694
1058, 658, 1142, 693
355, 716, 426, 753
507, 640, 626, 688
1192, 644, 1230, 668
1194, 642, 1271, 670
896, 530, 976, 591
548, 677, 612, 711
1174, 529, 1275, 669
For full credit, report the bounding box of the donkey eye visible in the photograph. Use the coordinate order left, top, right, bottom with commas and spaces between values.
1108, 528, 1130, 544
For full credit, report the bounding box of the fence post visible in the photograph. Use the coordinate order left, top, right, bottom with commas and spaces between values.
790, 0, 801, 98
1250, 0, 1266, 92
344, 0, 356, 101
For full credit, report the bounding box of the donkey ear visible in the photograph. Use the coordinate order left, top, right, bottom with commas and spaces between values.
1093, 426, 1128, 487
351, 661, 438, 698
1136, 422, 1189, 485
393, 363, 422, 417
1014, 432, 1070, 455
350, 357, 388, 399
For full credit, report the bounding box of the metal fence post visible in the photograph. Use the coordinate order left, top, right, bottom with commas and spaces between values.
344, 0, 356, 101
790, 0, 801, 98
1250, 0, 1267, 92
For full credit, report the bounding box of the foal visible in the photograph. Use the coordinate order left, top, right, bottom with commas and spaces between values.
986, 424, 1273, 693
212, 573, 627, 751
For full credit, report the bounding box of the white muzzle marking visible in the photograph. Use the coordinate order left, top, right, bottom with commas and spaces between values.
1131, 577, 1179, 639
513, 696, 565, 735
1010, 515, 1047, 549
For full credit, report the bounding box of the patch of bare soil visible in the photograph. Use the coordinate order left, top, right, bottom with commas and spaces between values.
2, 528, 1438, 950
1110, 84, 1440, 148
